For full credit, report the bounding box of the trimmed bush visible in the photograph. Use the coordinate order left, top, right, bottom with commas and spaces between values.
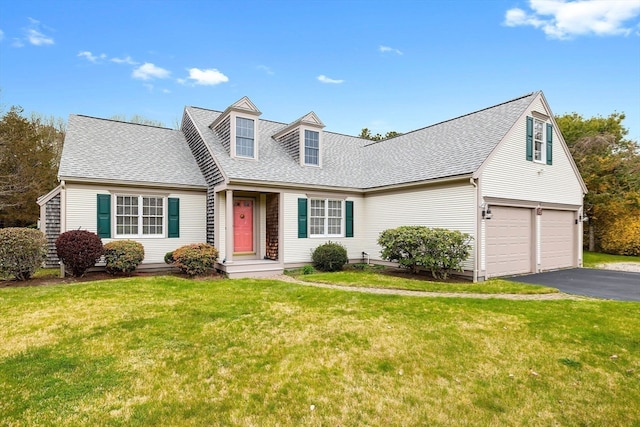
312, 241, 348, 272
164, 251, 175, 265
378, 226, 472, 280
172, 243, 219, 277
55, 230, 104, 277
0, 228, 47, 281
104, 240, 145, 275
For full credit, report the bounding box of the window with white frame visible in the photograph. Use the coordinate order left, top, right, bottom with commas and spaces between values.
304, 130, 319, 166
116, 195, 164, 237
310, 199, 342, 237
236, 117, 255, 158
534, 118, 545, 162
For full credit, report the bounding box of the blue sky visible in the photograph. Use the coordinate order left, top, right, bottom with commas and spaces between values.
1, 0, 639, 141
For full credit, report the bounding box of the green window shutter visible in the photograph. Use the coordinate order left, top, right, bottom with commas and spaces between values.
168, 198, 180, 238
546, 123, 553, 165
345, 201, 354, 238
298, 198, 308, 238
526, 116, 533, 161
96, 194, 111, 238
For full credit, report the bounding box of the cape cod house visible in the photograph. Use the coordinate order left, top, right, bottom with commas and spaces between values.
39, 91, 587, 280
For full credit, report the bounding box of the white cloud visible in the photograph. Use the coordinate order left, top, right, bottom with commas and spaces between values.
317, 74, 344, 84
111, 55, 138, 65
183, 68, 229, 86
257, 64, 274, 75
132, 63, 171, 80
504, 0, 640, 39
379, 45, 403, 55
78, 51, 106, 63
0, 29, 4, 42
25, 18, 54, 46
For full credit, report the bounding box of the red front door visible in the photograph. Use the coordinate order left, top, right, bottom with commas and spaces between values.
233, 199, 254, 253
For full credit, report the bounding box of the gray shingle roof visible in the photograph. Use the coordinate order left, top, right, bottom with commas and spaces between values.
58, 92, 538, 191
186, 92, 538, 189
58, 115, 207, 187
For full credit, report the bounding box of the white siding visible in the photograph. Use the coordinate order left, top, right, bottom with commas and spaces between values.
362, 182, 477, 270
65, 183, 207, 264
283, 192, 367, 263
481, 95, 583, 206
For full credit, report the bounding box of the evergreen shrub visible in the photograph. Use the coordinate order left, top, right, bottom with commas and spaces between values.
103, 240, 145, 275
378, 226, 472, 279
311, 241, 348, 272
0, 227, 47, 281
172, 243, 218, 277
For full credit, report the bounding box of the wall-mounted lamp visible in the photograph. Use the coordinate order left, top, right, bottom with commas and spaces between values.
482, 205, 493, 220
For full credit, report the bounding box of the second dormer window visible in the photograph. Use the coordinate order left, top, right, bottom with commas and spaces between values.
236, 117, 255, 158
304, 130, 319, 166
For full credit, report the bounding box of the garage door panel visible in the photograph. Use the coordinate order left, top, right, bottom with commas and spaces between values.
541, 210, 575, 271
486, 207, 532, 277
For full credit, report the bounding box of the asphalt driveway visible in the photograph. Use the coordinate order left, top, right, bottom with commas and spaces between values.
509, 268, 640, 302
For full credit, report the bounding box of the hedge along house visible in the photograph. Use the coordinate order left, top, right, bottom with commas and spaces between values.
41, 91, 586, 280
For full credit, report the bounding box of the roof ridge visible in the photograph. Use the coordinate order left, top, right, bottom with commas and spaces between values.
363, 91, 538, 147
73, 114, 174, 130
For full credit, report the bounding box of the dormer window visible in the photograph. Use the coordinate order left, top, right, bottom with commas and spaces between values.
236, 117, 255, 158
210, 96, 261, 160
273, 112, 325, 167
304, 130, 320, 166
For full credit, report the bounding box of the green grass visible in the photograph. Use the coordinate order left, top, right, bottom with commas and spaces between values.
293, 269, 558, 294
584, 251, 640, 268
1, 276, 638, 426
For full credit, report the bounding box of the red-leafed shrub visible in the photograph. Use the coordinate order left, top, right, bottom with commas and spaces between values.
104, 240, 145, 275
55, 230, 104, 277
172, 243, 218, 277
0, 227, 47, 281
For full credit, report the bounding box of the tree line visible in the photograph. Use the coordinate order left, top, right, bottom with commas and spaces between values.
1, 106, 638, 254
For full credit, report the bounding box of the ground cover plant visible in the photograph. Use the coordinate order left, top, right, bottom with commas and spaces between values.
583, 251, 640, 268
289, 267, 558, 294
1, 276, 638, 426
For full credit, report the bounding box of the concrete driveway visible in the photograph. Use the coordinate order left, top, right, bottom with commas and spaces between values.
509, 268, 640, 302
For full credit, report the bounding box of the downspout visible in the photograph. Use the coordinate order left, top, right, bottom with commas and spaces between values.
59, 180, 66, 278
470, 177, 478, 283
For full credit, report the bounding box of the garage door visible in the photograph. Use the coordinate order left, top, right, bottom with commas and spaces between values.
486, 207, 532, 277
541, 210, 575, 271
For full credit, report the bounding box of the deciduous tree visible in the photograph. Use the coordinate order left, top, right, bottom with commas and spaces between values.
556, 112, 640, 253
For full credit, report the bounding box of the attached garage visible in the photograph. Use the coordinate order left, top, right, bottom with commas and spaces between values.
541, 210, 576, 271
486, 206, 533, 278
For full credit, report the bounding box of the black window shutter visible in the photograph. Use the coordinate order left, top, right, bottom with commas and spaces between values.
96, 194, 111, 238
526, 116, 533, 161
298, 198, 307, 238
168, 198, 180, 238
546, 123, 553, 165
345, 201, 354, 238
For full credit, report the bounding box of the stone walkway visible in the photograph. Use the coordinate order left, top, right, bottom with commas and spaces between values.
274, 275, 585, 301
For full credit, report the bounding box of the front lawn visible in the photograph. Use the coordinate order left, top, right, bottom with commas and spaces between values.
292, 269, 558, 294
1, 276, 638, 426
584, 251, 640, 268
